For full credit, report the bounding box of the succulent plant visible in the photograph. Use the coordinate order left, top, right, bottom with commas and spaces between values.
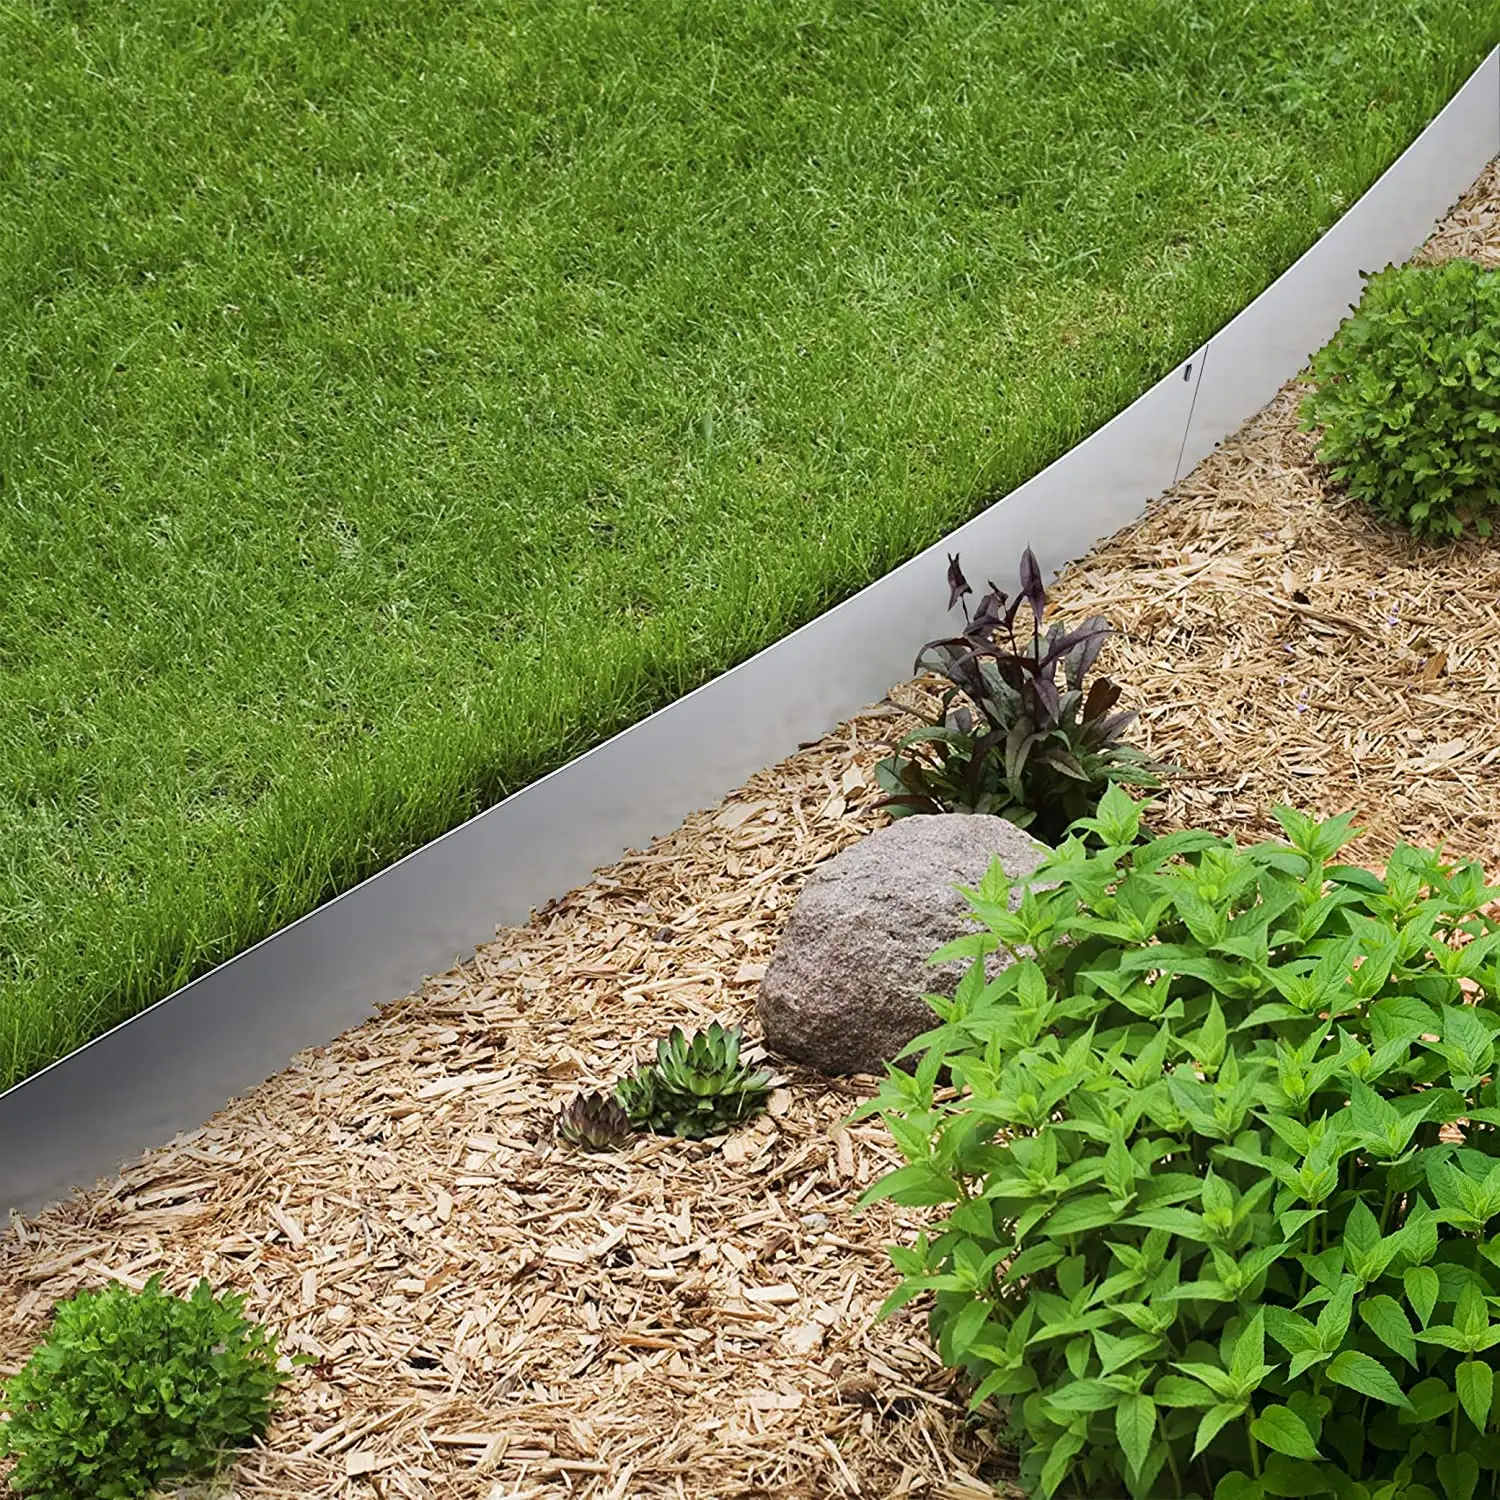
614, 1023, 773, 1139
556, 1090, 635, 1151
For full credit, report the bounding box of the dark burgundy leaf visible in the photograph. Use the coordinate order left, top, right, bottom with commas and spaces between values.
1089, 709, 1139, 746
1039, 746, 1090, 781
946, 553, 972, 612
1018, 546, 1047, 631
1065, 617, 1111, 688
1038, 621, 1108, 672
934, 645, 989, 702
1081, 676, 1123, 722
1005, 721, 1038, 783
970, 588, 1004, 633
985, 652, 1030, 694
1027, 673, 1061, 728
914, 633, 969, 678
874, 791, 942, 814
1002, 589, 1026, 636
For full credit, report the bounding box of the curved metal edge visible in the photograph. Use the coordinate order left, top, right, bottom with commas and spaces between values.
4, 48, 1497, 1219
1178, 49, 1500, 477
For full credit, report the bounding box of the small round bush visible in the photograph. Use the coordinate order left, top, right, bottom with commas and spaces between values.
1, 1276, 290, 1500
864, 787, 1500, 1499
1301, 258, 1500, 539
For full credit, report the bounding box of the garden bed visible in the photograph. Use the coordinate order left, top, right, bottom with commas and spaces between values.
3, 162, 1499, 1500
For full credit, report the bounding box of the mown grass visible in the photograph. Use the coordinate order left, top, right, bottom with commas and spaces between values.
0, 0, 1494, 1088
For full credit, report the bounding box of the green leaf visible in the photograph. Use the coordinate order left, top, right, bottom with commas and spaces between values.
1288, 1349, 1332, 1381
1202, 1169, 1234, 1220
1348, 1077, 1402, 1141
1454, 1282, 1490, 1342
1213, 1475, 1265, 1500
1116, 1393, 1156, 1479
1251, 1404, 1322, 1459
1044, 1378, 1118, 1412
1039, 1431, 1084, 1499
1456, 1359, 1493, 1433
1045, 1193, 1121, 1237
1125, 1206, 1211, 1241
1314, 1277, 1357, 1348
1154, 1374, 1217, 1408
1259, 1455, 1338, 1497
947, 1299, 991, 1356
859, 1162, 960, 1207
1278, 1208, 1323, 1240
1358, 1294, 1417, 1365
1003, 1242, 1064, 1283
1343, 1198, 1380, 1262
1416, 1324, 1477, 1353
1285, 1390, 1331, 1446
1405, 1265, 1440, 1327
1095, 1328, 1160, 1376
1403, 1376, 1459, 1425
1195, 1400, 1247, 1459
1158, 1279, 1234, 1304
1325, 1350, 1413, 1409
1230, 1309, 1269, 1386
1436, 1451, 1480, 1500
1195, 998, 1228, 1069
1265, 1306, 1318, 1354
1173, 1362, 1242, 1401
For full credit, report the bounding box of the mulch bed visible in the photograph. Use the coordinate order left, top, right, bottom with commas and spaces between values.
2, 160, 1498, 1500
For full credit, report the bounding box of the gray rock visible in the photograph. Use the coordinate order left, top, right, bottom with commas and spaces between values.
757, 814, 1047, 1076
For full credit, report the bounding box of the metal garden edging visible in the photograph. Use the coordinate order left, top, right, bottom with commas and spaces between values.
4, 48, 1497, 1218
1177, 50, 1500, 480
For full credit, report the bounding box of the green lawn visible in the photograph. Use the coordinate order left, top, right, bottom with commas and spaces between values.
0, 0, 1494, 1089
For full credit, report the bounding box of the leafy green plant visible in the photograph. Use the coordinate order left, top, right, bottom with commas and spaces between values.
861, 784, 1500, 1500
1302, 258, 1500, 539
1, 1276, 290, 1500
557, 1090, 635, 1150
615, 1022, 773, 1139
875, 550, 1162, 842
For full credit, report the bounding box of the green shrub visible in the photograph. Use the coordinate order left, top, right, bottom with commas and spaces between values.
861, 785, 1500, 1500
875, 550, 1162, 842
615, 1022, 773, 1139
1302, 259, 1500, 539
1, 1276, 290, 1500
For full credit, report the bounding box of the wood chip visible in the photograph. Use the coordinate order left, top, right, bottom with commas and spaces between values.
741, 1284, 800, 1305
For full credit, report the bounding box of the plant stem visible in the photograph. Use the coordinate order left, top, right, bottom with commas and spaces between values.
1245, 1410, 1262, 1479
1164, 1445, 1183, 1495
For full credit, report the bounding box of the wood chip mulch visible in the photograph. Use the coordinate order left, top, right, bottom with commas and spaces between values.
2, 159, 1498, 1500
